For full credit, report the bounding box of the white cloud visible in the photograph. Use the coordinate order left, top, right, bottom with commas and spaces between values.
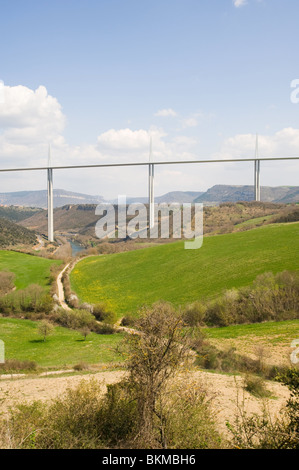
97, 128, 150, 150
0, 80, 4, 104
217, 128, 299, 159
0, 82, 298, 198
154, 108, 177, 117
233, 0, 247, 7
0, 84, 65, 133
0, 84, 66, 168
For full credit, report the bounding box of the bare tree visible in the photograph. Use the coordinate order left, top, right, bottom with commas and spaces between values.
124, 302, 193, 447
80, 326, 91, 341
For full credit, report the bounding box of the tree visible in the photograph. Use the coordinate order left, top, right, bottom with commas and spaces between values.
0, 271, 15, 296
80, 326, 91, 341
38, 320, 54, 342
124, 301, 193, 447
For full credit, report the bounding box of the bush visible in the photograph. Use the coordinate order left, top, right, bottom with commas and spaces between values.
0, 359, 38, 373
183, 301, 206, 326
93, 323, 115, 335
0, 284, 54, 317
96, 381, 138, 446
227, 368, 299, 449
92, 303, 108, 320
33, 379, 105, 449
73, 362, 89, 371
93, 303, 117, 325
57, 309, 96, 330
200, 270, 299, 327
0, 271, 15, 295
243, 375, 272, 398
120, 315, 136, 327
162, 377, 222, 449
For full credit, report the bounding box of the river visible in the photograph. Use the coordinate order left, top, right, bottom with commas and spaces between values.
68, 239, 85, 257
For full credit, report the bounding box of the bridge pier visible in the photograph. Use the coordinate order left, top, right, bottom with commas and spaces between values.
47, 167, 54, 242
148, 163, 155, 229
254, 159, 260, 201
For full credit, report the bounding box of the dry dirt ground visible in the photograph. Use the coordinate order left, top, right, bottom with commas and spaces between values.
0, 368, 290, 438
209, 337, 293, 367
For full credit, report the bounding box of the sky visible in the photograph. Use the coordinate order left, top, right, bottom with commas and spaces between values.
0, 0, 299, 199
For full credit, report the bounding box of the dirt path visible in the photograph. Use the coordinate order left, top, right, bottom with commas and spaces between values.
32, 235, 45, 251
56, 263, 72, 310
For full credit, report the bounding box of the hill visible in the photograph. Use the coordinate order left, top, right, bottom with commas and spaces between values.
19, 204, 100, 235
194, 185, 299, 205
0, 250, 61, 289
0, 206, 42, 223
0, 217, 37, 247
2, 185, 299, 211
70, 222, 299, 317
19, 200, 292, 241
0, 189, 105, 209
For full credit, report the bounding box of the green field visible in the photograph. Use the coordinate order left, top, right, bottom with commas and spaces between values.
0, 317, 124, 367
0, 250, 61, 289
70, 222, 299, 317
205, 319, 299, 344
234, 214, 275, 228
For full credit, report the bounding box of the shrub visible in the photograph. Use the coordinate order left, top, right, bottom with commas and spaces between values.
93, 323, 115, 335
162, 377, 222, 449
0, 271, 15, 295
183, 301, 206, 326
73, 362, 89, 371
201, 270, 299, 327
33, 379, 105, 449
93, 303, 117, 324
57, 309, 95, 331
92, 302, 108, 320
96, 381, 138, 446
120, 315, 136, 327
0, 359, 38, 373
228, 368, 299, 449
243, 375, 272, 398
0, 284, 53, 317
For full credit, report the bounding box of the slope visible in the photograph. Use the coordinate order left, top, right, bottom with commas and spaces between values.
70, 222, 299, 317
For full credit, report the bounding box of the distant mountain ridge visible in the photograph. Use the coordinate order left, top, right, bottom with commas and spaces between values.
0, 189, 104, 209
0, 185, 298, 209
194, 185, 299, 205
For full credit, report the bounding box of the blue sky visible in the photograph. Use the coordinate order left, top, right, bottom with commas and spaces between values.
0, 0, 299, 198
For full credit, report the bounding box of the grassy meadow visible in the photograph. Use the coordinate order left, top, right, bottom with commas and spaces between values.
0, 317, 124, 368
70, 222, 299, 317
0, 250, 61, 290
